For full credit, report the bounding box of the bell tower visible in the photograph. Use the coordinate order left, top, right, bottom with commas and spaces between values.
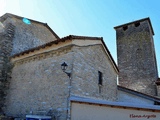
114, 18, 158, 96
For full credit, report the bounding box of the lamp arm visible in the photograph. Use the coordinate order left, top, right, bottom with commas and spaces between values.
64, 71, 71, 78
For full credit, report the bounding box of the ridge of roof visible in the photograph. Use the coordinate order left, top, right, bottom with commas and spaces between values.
0, 13, 60, 39
11, 35, 102, 58
11, 34, 119, 73
114, 17, 154, 35
69, 35, 102, 40
118, 85, 160, 102
65, 35, 118, 72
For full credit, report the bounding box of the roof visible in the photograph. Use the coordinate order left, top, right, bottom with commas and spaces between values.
11, 35, 102, 58
0, 13, 60, 39
70, 95, 160, 111
11, 35, 119, 72
118, 85, 160, 102
114, 17, 154, 35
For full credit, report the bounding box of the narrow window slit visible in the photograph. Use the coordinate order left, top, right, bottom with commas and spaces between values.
135, 22, 140, 27
98, 71, 103, 93
98, 71, 103, 85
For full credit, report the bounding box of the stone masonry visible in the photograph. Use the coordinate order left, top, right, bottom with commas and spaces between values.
71, 45, 117, 101
115, 18, 159, 96
0, 23, 15, 114
0, 13, 59, 116
1, 13, 159, 120
4, 43, 118, 119
5, 46, 73, 119
0, 13, 59, 117
1, 13, 59, 56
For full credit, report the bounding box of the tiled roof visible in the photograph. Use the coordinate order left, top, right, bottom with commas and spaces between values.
118, 85, 160, 102
11, 35, 119, 72
11, 35, 102, 58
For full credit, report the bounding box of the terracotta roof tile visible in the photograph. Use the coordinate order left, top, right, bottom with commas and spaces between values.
11, 35, 119, 72
11, 35, 101, 58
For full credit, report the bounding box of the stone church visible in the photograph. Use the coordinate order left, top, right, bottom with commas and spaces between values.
0, 13, 160, 120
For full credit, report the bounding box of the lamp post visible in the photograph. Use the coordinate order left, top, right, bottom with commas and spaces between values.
61, 62, 71, 78
61, 62, 72, 120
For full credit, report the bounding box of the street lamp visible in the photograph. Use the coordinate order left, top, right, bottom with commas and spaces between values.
61, 62, 72, 120
61, 62, 71, 78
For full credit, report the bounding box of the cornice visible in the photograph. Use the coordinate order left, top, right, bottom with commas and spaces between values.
12, 45, 73, 65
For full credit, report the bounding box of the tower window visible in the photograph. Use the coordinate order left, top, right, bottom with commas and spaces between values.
135, 22, 140, 27
123, 26, 128, 31
98, 71, 103, 85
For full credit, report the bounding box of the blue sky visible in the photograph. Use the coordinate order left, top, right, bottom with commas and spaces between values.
0, 0, 160, 75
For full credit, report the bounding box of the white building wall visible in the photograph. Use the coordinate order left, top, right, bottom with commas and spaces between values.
71, 102, 160, 120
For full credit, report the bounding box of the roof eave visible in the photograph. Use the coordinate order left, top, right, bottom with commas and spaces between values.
11, 35, 119, 74
100, 38, 119, 73
118, 85, 160, 102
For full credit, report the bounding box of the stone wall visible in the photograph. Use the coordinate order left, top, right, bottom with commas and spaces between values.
5, 44, 118, 119
5, 46, 73, 120
116, 19, 158, 95
1, 14, 58, 56
71, 45, 118, 101
0, 23, 15, 114
157, 86, 160, 97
